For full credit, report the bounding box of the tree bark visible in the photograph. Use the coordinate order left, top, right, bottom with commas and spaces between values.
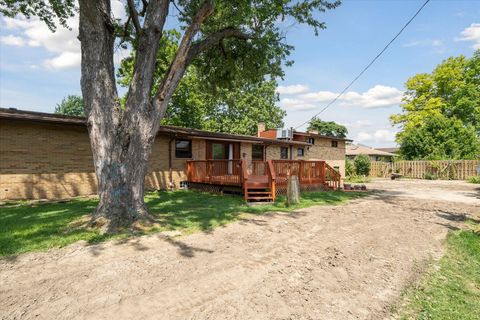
286, 175, 300, 206
79, 0, 155, 231
78, 0, 245, 231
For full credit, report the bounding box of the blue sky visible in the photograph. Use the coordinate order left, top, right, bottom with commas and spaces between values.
0, 0, 479, 147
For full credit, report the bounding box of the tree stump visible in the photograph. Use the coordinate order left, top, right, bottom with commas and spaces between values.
287, 175, 300, 206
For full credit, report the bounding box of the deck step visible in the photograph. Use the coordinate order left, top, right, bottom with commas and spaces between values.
247, 191, 272, 194
246, 196, 273, 200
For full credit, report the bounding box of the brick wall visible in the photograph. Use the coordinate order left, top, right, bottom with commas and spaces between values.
0, 120, 202, 200
0, 119, 346, 200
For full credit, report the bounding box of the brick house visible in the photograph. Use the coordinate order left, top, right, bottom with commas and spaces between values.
0, 108, 350, 200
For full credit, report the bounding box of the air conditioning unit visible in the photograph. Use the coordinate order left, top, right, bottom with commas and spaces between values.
276, 128, 293, 139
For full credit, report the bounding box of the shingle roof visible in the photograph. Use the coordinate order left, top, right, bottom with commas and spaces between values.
346, 144, 397, 157
0, 108, 310, 146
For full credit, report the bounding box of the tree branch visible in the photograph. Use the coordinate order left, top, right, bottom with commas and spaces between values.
187, 27, 250, 63
152, 0, 215, 115
127, 0, 142, 34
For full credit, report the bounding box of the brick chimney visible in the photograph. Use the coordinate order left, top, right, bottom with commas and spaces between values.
257, 122, 266, 137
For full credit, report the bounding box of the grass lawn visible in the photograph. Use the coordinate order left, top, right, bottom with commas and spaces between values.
0, 190, 364, 257
396, 226, 480, 320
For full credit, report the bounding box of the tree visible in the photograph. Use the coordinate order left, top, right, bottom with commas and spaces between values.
307, 117, 348, 138
55, 95, 84, 116
1, 0, 340, 231
398, 114, 480, 160
117, 30, 285, 135
391, 51, 480, 159
354, 154, 371, 176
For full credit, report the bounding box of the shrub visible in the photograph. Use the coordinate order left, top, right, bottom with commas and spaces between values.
354, 154, 371, 176
424, 172, 439, 180
345, 160, 354, 177
468, 176, 480, 184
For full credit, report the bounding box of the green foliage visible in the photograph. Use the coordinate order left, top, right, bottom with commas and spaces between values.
392, 51, 480, 160
0, 0, 76, 31
354, 154, 371, 176
118, 30, 285, 134
307, 117, 348, 138
345, 159, 354, 177
345, 175, 371, 183
55, 95, 84, 116
467, 176, 480, 184
397, 230, 480, 320
0, 190, 363, 257
423, 172, 439, 180
398, 114, 480, 160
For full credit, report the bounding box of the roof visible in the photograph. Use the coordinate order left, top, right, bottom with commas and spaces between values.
292, 130, 352, 142
376, 147, 399, 154
346, 144, 397, 157
0, 108, 310, 146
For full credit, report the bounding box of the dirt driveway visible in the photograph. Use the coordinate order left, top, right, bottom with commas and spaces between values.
1, 180, 479, 320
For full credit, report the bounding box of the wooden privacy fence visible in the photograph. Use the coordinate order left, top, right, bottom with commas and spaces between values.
369, 160, 480, 180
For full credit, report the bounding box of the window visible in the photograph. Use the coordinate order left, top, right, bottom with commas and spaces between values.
212, 143, 225, 159
297, 148, 304, 157
280, 147, 289, 159
331, 140, 338, 148
252, 145, 264, 161
175, 139, 192, 158
307, 137, 315, 144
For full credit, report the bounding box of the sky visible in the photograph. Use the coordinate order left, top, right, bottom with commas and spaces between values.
0, 0, 479, 147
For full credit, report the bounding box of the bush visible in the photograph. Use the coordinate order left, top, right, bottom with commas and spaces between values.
345, 160, 354, 177
354, 154, 371, 176
424, 172, 439, 180
468, 176, 480, 184
345, 175, 371, 183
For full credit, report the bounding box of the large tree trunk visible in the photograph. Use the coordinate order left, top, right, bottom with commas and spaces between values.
91, 128, 156, 230
78, 0, 156, 231
77, 0, 216, 231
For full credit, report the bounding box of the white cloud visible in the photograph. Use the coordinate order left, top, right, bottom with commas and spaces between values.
404, 39, 444, 48
403, 38, 445, 53
279, 98, 316, 111
0, 1, 128, 70
279, 85, 403, 111
44, 52, 81, 70
355, 129, 396, 144
458, 23, 480, 49
0, 35, 26, 46
276, 84, 310, 95
342, 120, 372, 129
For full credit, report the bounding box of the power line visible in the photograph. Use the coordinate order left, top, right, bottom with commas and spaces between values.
294, 0, 431, 130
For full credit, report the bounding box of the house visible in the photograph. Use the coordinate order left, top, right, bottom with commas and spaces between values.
376, 147, 399, 154
346, 143, 397, 162
0, 108, 349, 201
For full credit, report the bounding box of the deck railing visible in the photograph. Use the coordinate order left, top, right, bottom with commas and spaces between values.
187, 160, 243, 186
187, 159, 342, 191
252, 161, 267, 176
324, 163, 341, 190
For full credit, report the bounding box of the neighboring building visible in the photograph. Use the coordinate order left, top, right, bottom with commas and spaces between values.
346, 144, 397, 162
376, 147, 399, 154
257, 125, 350, 177
0, 109, 349, 200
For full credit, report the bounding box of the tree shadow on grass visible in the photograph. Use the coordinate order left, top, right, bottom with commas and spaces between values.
1, 190, 364, 258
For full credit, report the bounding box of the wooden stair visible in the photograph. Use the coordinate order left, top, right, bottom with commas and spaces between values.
244, 187, 274, 202
243, 174, 274, 203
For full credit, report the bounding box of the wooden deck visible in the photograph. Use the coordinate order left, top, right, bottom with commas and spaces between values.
187, 159, 341, 202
